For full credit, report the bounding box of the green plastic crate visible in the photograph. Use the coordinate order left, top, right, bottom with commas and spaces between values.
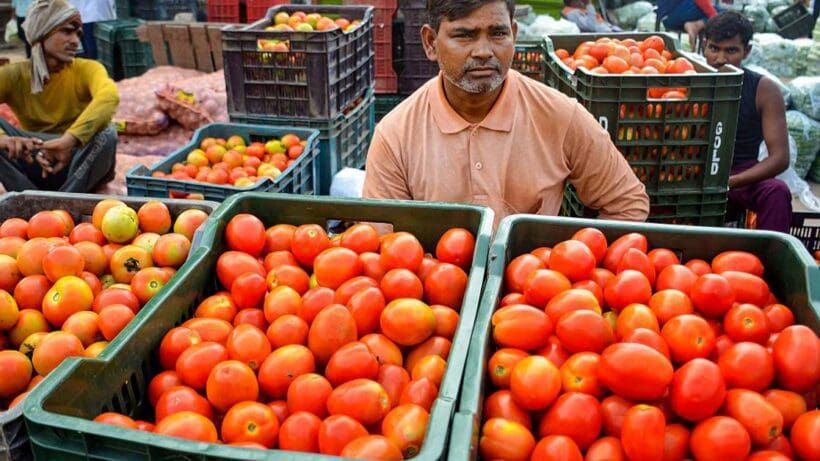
375, 93, 405, 122
117, 25, 154, 79
94, 19, 154, 80
448, 214, 820, 460
24, 192, 493, 461
562, 183, 729, 226
543, 33, 743, 195
230, 89, 375, 195
0, 191, 216, 461
513, 41, 546, 82
125, 123, 320, 201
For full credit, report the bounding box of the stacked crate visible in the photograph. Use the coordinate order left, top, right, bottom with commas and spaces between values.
223, 4, 376, 194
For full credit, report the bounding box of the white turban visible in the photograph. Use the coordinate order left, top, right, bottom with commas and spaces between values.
23, 0, 81, 94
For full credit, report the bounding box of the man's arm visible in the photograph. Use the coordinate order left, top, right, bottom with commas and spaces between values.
564, 105, 650, 221
728, 77, 789, 189
362, 127, 413, 200
65, 60, 120, 146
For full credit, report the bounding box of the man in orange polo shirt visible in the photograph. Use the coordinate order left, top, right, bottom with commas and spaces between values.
363, 0, 649, 226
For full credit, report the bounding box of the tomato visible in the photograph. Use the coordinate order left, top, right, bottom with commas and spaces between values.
479, 418, 536, 461
182, 318, 233, 345
486, 348, 527, 389
745, 451, 791, 461
669, 358, 726, 422
278, 411, 322, 452
505, 254, 545, 294
790, 410, 820, 461
340, 435, 403, 460
550, 240, 596, 283
298, 286, 334, 324
711, 251, 764, 277
220, 401, 279, 448
93, 412, 138, 429
598, 343, 673, 401
0, 218, 29, 239
257, 344, 315, 399
336, 224, 380, 256
231, 272, 267, 310
718, 341, 774, 391
615, 303, 659, 339
411, 354, 446, 387
325, 341, 379, 386
685, 259, 712, 276
604, 270, 652, 312
42, 245, 84, 282
571, 227, 607, 265
98, 304, 135, 341
763, 389, 807, 430
318, 414, 368, 455
621, 404, 665, 461
510, 355, 561, 410
603, 233, 648, 273
225, 214, 266, 256
560, 352, 604, 396
690, 416, 751, 461
661, 314, 716, 364
431, 305, 459, 340
723, 303, 771, 345
648, 289, 694, 325
130, 267, 171, 305
265, 261, 309, 296
0, 350, 32, 399
617, 248, 656, 285
530, 247, 551, 266
264, 250, 299, 272
31, 331, 84, 376
148, 370, 183, 407
154, 386, 213, 422
484, 389, 531, 429
556, 310, 614, 354
327, 378, 391, 425
266, 314, 309, 348
42, 275, 94, 328
423, 262, 468, 309
359, 251, 386, 282
435, 228, 475, 270
538, 392, 602, 450
194, 292, 237, 322
362, 333, 405, 367
772, 325, 820, 393
334, 276, 379, 305
591, 267, 615, 290
109, 245, 153, 284
267, 400, 289, 425
92, 287, 139, 314
766, 435, 795, 458
622, 327, 670, 359
13, 275, 51, 311
399, 377, 438, 411
722, 271, 770, 308
545, 289, 600, 325
226, 323, 270, 371
381, 403, 429, 458
656, 264, 698, 295
380, 232, 424, 273
286, 373, 333, 417
291, 224, 331, 269
535, 336, 570, 368
175, 341, 228, 390
647, 248, 680, 275
264, 224, 296, 253
493, 305, 552, 352
690, 274, 735, 318
380, 298, 436, 347
216, 251, 265, 291
205, 360, 259, 413
158, 326, 202, 370
723, 389, 783, 446
377, 364, 411, 409
312, 247, 362, 290
530, 435, 583, 461
763, 304, 795, 333
586, 436, 625, 461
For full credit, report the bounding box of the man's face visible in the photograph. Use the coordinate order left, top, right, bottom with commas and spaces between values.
703, 35, 750, 69
42, 21, 82, 64
423, 1, 517, 94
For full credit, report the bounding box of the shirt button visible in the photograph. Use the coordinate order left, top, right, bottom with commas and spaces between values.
475, 162, 483, 170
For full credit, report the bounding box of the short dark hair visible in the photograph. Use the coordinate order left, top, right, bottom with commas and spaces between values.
704, 11, 754, 46
426, 0, 515, 31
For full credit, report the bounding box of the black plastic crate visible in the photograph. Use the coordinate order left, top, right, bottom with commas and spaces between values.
222, 5, 374, 118
230, 89, 375, 195
544, 33, 743, 195
132, 0, 201, 20
790, 211, 820, 253
773, 2, 814, 39
397, 0, 438, 95
375, 93, 405, 122
513, 41, 546, 81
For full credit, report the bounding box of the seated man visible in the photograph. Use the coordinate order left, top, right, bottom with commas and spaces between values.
363, 0, 649, 226
562, 0, 620, 33
0, 0, 119, 193
657, 0, 718, 50
703, 12, 791, 232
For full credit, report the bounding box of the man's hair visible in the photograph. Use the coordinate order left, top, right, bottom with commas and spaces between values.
704, 11, 754, 46
427, 0, 515, 31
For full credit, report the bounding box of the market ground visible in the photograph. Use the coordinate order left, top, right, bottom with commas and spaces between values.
0, 44, 817, 214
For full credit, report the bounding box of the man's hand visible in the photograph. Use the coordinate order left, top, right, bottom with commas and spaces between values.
684, 20, 705, 52
39, 133, 78, 176
0, 135, 43, 162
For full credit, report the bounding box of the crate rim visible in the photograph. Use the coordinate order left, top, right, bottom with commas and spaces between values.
23, 192, 496, 461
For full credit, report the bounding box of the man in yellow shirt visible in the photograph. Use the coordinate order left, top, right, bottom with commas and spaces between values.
0, 0, 119, 192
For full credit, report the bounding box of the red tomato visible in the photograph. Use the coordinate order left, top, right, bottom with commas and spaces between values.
487, 348, 529, 389
763, 304, 795, 333
545, 288, 601, 325
154, 385, 213, 422
586, 436, 625, 461
617, 248, 656, 285
790, 410, 820, 461
510, 356, 561, 410
216, 251, 265, 291
721, 271, 770, 307
669, 358, 726, 422
724, 389, 784, 446
291, 224, 331, 269
663, 423, 690, 461
550, 240, 596, 282
763, 389, 807, 430
435, 228, 475, 270
648, 289, 694, 325
154, 411, 218, 443
571, 227, 607, 265
711, 251, 764, 277
555, 310, 614, 354
647, 248, 680, 276
772, 325, 820, 393
381, 403, 429, 458
326, 378, 391, 426
380, 232, 424, 273
661, 314, 716, 364
317, 415, 369, 456
492, 304, 553, 351
484, 389, 532, 429
560, 352, 605, 396
479, 418, 536, 461
339, 224, 380, 254
600, 395, 634, 437
685, 258, 712, 276
524, 269, 571, 308
314, 247, 362, 290
175, 341, 228, 390
689, 416, 751, 461
538, 392, 602, 450
723, 303, 771, 344
220, 401, 279, 448
286, 373, 333, 417
340, 435, 403, 460
621, 404, 665, 461
604, 270, 652, 312
423, 262, 468, 309
718, 342, 775, 391
656, 264, 698, 295
505, 254, 545, 294
530, 435, 583, 461
278, 411, 322, 453
603, 233, 648, 273
598, 343, 673, 401
690, 274, 735, 318
225, 214, 266, 256
622, 327, 670, 359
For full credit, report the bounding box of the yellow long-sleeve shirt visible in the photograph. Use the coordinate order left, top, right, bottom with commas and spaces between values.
0, 58, 119, 145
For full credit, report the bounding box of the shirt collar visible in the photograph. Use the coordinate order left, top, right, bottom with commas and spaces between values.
430, 69, 520, 134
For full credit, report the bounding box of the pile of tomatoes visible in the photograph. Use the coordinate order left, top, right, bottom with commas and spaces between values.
91, 213, 477, 459
0, 199, 208, 412
480, 228, 819, 461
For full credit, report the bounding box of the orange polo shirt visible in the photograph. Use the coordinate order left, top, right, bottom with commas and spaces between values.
363, 70, 650, 226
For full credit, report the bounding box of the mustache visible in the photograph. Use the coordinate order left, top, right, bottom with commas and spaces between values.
462, 59, 501, 72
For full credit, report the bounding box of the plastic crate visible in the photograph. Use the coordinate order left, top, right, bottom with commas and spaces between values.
246, 0, 289, 22
23, 192, 493, 461
132, 0, 201, 20
0, 191, 216, 461
773, 2, 814, 39
126, 123, 320, 201
544, 33, 743, 195
115, 0, 130, 18
230, 89, 375, 195
207, 0, 240, 22
790, 211, 820, 252
117, 25, 154, 79
448, 213, 820, 460
346, 0, 398, 93
561, 182, 728, 226
513, 41, 546, 81
397, 0, 438, 95
375, 93, 405, 122
222, 5, 374, 118
94, 19, 154, 80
